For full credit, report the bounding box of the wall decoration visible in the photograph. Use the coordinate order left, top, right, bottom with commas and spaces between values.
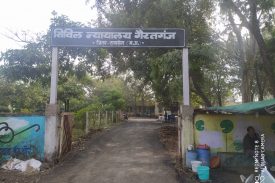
195, 120, 205, 131
0, 116, 45, 162
233, 140, 243, 151
220, 119, 234, 133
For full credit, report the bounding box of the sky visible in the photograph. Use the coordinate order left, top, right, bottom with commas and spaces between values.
0, 0, 96, 52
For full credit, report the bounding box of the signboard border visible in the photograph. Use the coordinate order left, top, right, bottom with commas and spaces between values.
50, 27, 186, 48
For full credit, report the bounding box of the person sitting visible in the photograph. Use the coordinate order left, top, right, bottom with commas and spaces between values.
243, 126, 260, 157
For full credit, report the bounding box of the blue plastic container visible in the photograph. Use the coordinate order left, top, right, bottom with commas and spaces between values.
197, 148, 210, 166
197, 166, 210, 181
186, 150, 197, 168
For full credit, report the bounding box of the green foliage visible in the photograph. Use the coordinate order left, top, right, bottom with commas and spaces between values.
149, 50, 182, 107
219, 0, 275, 98
2, 0, 274, 114
89, 0, 233, 107
96, 90, 125, 109
266, 31, 275, 70
0, 46, 50, 84
0, 77, 48, 112
0, 78, 15, 107
15, 83, 48, 112
92, 78, 126, 110
58, 77, 86, 111
74, 77, 127, 124
0, 14, 111, 112
74, 103, 100, 129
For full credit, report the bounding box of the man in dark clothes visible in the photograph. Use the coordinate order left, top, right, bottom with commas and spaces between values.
243, 126, 273, 170
243, 126, 260, 157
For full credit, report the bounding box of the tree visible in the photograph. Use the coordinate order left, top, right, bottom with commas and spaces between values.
220, 0, 275, 97
0, 77, 15, 112
92, 78, 126, 110
0, 44, 50, 86
0, 14, 111, 112
58, 77, 86, 112
124, 76, 155, 114
87, 0, 230, 107
150, 50, 182, 107
0, 77, 48, 112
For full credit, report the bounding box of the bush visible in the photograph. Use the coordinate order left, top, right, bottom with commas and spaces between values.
0, 106, 11, 113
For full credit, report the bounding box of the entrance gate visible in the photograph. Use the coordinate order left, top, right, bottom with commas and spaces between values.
45, 27, 191, 163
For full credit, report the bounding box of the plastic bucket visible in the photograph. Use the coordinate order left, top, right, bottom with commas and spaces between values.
197, 166, 210, 181
197, 148, 210, 166
191, 161, 202, 173
186, 151, 197, 168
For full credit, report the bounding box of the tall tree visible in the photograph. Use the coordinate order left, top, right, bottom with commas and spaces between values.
88, 0, 230, 107
220, 0, 275, 97
0, 14, 110, 111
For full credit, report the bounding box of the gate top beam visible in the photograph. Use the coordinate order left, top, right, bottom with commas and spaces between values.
51, 27, 185, 48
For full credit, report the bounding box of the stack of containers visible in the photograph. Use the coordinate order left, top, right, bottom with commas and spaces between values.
186, 144, 210, 181
196, 144, 210, 166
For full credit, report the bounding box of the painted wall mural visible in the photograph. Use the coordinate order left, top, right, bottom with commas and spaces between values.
194, 114, 275, 153
0, 116, 45, 162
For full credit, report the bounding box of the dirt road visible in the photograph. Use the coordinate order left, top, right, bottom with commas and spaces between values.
39, 119, 179, 183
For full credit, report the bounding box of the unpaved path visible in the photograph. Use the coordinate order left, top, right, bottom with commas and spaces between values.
39, 119, 179, 183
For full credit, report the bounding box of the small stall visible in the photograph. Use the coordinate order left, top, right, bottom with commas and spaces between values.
193, 99, 275, 169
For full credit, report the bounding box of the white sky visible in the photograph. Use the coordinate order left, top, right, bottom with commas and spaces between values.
0, 0, 96, 52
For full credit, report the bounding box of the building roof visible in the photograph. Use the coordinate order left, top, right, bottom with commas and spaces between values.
206, 98, 275, 114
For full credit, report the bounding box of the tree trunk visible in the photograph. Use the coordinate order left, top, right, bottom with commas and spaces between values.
228, 11, 252, 103
250, 25, 275, 96
134, 96, 137, 115
255, 62, 264, 101
217, 91, 223, 106
215, 75, 223, 106
141, 94, 145, 116
65, 99, 70, 112
228, 0, 275, 97
248, 0, 275, 97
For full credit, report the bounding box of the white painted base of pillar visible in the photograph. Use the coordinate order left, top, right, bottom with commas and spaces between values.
180, 105, 194, 166
44, 104, 60, 162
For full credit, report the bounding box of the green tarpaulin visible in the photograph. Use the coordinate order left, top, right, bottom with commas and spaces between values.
207, 98, 275, 114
